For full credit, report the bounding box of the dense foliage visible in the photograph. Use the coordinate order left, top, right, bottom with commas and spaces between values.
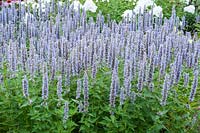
0, 0, 200, 132
155, 0, 200, 35
79, 0, 137, 22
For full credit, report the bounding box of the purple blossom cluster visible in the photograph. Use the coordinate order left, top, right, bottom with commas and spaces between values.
161, 74, 170, 106
63, 101, 69, 123
189, 70, 199, 102
0, 1, 198, 110
83, 71, 89, 112
22, 75, 29, 98
57, 75, 63, 100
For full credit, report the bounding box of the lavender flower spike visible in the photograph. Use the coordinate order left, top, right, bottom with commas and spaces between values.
161, 74, 170, 106
183, 73, 189, 88
83, 71, 89, 112
137, 61, 144, 92
189, 70, 198, 102
149, 82, 154, 92
22, 75, 29, 98
120, 87, 125, 106
78, 101, 84, 113
42, 70, 49, 102
109, 69, 117, 110
57, 76, 62, 100
76, 79, 82, 99
63, 101, 69, 124
22, 75, 32, 104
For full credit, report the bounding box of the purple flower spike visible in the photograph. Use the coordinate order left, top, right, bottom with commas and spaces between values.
42, 65, 49, 102
83, 71, 89, 112
57, 76, 63, 100
63, 101, 69, 124
189, 70, 198, 102
22, 75, 29, 98
76, 79, 82, 99
161, 74, 170, 106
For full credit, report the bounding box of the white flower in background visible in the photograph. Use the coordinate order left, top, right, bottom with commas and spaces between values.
184, 5, 195, 14
36, 0, 51, 4
134, 0, 155, 14
125, 0, 161, 17
26, 0, 35, 4
20, 1, 26, 5
125, 0, 134, 2
23, 13, 28, 23
179, 21, 183, 26
23, 13, 35, 23
96, 0, 109, 2
83, 0, 97, 13
30, 2, 46, 12
42, 0, 51, 3
122, 10, 133, 19
153, 6, 162, 17
71, 0, 83, 11
17, 0, 36, 8
101, 0, 110, 2
58, 1, 64, 6
32, 2, 39, 9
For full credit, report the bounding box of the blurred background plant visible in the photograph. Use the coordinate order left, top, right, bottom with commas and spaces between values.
155, 0, 200, 36
1, 0, 199, 36
78, 0, 200, 36
78, 0, 137, 22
